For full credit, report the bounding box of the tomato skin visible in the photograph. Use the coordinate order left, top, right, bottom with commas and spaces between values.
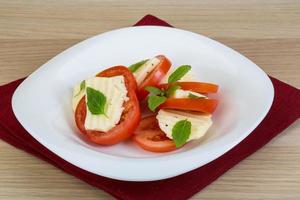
160, 98, 218, 114
137, 55, 171, 100
75, 66, 140, 145
133, 130, 177, 153
158, 82, 219, 94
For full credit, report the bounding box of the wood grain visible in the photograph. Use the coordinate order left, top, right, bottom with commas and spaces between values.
0, 0, 299, 199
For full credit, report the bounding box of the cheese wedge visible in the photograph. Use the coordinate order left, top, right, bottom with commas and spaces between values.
156, 109, 212, 142
171, 89, 207, 99
160, 71, 195, 83
133, 57, 161, 85
72, 82, 85, 112
84, 76, 128, 132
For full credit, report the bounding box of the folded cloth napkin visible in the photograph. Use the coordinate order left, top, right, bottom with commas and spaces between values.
0, 15, 299, 200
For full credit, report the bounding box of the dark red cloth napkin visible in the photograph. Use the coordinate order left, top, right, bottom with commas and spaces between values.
0, 15, 299, 200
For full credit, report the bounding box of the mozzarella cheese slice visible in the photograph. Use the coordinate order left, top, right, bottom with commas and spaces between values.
160, 71, 195, 83
133, 57, 161, 85
72, 82, 85, 112
171, 89, 207, 99
156, 109, 212, 142
84, 76, 128, 132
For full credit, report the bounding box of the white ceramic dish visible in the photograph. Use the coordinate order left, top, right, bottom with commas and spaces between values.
12, 26, 274, 181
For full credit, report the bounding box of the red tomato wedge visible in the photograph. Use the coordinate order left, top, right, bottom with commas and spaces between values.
133, 116, 176, 153
75, 66, 140, 145
134, 115, 160, 133
134, 130, 176, 153
160, 98, 218, 113
137, 55, 171, 100
158, 82, 218, 94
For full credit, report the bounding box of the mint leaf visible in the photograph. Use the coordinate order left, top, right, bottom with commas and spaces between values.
165, 85, 181, 97
168, 65, 191, 83
147, 95, 167, 112
129, 59, 149, 73
172, 119, 192, 148
74, 80, 85, 97
86, 87, 107, 115
145, 86, 164, 96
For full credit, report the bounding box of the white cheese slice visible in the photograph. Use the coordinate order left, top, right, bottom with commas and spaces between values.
171, 89, 207, 99
72, 82, 85, 112
84, 76, 128, 132
156, 109, 212, 142
133, 57, 161, 85
160, 71, 195, 83
179, 73, 195, 82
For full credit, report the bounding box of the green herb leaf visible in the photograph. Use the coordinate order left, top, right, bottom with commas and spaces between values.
86, 87, 107, 115
128, 59, 149, 73
74, 80, 85, 97
147, 95, 167, 112
188, 93, 204, 99
172, 119, 192, 148
80, 80, 85, 91
145, 86, 164, 96
168, 65, 191, 83
165, 85, 181, 97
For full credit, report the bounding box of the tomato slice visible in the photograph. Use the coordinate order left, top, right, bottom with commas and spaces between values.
75, 66, 141, 145
133, 130, 176, 153
135, 115, 159, 133
137, 55, 171, 100
96, 66, 138, 92
158, 82, 218, 94
133, 116, 176, 153
160, 98, 218, 113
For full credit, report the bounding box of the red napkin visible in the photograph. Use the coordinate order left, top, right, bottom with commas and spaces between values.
0, 15, 299, 200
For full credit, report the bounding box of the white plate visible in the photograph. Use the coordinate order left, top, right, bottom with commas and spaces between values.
12, 26, 274, 181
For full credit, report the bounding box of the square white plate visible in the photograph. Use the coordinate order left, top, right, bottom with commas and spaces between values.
12, 26, 274, 181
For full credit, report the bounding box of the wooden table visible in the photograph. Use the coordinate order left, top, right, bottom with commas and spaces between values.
0, 1, 299, 199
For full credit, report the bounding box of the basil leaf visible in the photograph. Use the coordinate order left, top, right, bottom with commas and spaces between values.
165, 85, 181, 97
86, 87, 107, 115
128, 59, 149, 73
172, 119, 192, 148
74, 80, 85, 97
168, 65, 191, 83
147, 95, 167, 112
80, 80, 85, 91
188, 93, 204, 99
145, 86, 164, 96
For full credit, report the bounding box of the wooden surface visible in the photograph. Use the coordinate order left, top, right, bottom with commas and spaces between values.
0, 0, 299, 199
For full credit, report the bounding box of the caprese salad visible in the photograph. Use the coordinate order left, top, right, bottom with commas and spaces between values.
72, 55, 219, 152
